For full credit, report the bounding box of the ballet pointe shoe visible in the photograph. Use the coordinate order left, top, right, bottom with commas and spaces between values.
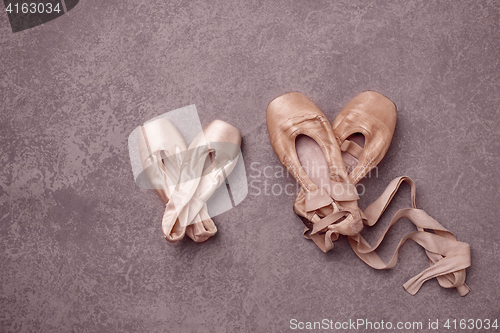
137, 117, 223, 243
332, 91, 470, 296
162, 120, 242, 243
138, 117, 189, 242
267, 92, 363, 252
332, 91, 397, 184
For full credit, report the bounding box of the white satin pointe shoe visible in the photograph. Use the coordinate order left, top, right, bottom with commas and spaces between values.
137, 117, 219, 243
161, 120, 242, 243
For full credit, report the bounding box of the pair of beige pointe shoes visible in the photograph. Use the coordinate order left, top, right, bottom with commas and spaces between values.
138, 118, 241, 243
267, 91, 471, 296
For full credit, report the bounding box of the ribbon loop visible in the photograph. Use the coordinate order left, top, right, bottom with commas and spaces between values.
340, 139, 364, 160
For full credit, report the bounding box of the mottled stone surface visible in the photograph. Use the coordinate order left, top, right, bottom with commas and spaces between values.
1, 0, 499, 332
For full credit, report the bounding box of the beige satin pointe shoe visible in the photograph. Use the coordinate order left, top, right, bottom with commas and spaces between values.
332, 91, 470, 296
161, 120, 242, 243
267, 92, 363, 252
332, 91, 397, 184
137, 117, 218, 243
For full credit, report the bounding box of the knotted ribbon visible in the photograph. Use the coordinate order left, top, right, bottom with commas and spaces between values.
301, 137, 471, 296
161, 143, 240, 242
301, 175, 471, 295
301, 181, 364, 252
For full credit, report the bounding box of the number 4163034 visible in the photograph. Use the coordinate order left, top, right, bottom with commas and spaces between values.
443, 318, 498, 330
5, 2, 62, 14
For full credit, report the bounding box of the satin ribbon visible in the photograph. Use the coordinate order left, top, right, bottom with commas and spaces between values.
161, 145, 213, 236
348, 176, 470, 296
302, 181, 363, 252
161, 143, 240, 241
302, 175, 470, 296
140, 122, 220, 243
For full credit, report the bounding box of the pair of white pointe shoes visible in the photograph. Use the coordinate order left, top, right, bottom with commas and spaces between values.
138, 118, 241, 243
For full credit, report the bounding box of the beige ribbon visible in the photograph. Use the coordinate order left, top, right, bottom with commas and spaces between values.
303, 174, 471, 295
305, 138, 471, 296
348, 176, 470, 296
302, 182, 364, 252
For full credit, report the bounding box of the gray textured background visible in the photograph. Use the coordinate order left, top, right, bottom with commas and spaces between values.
1, 0, 499, 332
